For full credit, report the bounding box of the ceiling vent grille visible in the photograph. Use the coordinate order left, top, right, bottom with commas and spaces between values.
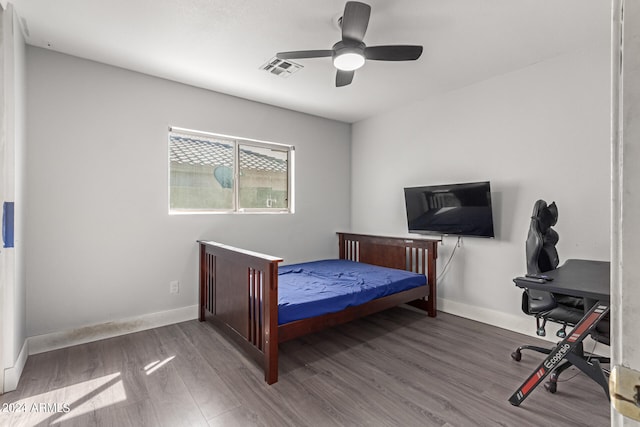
259, 57, 303, 78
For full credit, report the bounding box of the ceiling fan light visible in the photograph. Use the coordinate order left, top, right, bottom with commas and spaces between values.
333, 52, 365, 71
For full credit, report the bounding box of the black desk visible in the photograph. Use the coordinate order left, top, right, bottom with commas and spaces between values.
508, 259, 610, 406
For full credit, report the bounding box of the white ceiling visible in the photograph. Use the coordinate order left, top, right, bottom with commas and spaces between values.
12, 0, 610, 123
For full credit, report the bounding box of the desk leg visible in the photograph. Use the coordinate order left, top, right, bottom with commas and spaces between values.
508, 302, 609, 406
565, 353, 610, 399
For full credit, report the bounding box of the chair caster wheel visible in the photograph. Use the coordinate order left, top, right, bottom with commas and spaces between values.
511, 350, 522, 361
544, 381, 557, 394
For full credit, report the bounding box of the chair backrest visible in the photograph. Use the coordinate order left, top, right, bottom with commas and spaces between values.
526, 200, 559, 274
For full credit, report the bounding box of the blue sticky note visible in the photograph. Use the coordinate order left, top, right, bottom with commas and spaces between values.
3, 201, 14, 248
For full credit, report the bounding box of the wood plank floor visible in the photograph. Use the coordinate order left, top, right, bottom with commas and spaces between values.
1, 308, 610, 426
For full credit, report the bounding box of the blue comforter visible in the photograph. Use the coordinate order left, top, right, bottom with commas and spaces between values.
277, 259, 427, 325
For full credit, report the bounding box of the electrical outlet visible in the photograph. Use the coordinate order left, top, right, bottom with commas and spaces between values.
169, 280, 180, 294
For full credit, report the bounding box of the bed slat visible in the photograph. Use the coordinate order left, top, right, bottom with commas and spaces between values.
248, 268, 264, 350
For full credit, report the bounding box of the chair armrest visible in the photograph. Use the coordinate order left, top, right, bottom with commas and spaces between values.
522, 289, 557, 314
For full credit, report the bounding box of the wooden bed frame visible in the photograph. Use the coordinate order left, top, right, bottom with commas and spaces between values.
198, 232, 438, 384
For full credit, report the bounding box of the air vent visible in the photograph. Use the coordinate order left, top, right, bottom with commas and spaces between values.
259, 57, 303, 78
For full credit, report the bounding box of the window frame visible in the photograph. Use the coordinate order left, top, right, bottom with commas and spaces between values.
168, 126, 295, 215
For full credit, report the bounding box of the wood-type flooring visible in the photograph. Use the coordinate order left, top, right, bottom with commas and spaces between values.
0, 308, 610, 426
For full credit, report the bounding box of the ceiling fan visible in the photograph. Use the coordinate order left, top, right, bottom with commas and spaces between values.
276, 1, 423, 87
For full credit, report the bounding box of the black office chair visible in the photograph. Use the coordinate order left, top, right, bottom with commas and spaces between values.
511, 200, 609, 393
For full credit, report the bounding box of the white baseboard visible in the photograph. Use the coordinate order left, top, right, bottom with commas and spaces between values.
438, 297, 558, 344
28, 305, 199, 355
3, 339, 28, 392
437, 297, 610, 355
22, 299, 609, 361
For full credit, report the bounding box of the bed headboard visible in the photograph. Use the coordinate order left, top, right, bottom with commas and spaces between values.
337, 232, 439, 314
338, 232, 438, 272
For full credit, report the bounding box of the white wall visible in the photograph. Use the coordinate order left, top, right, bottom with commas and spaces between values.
25, 47, 351, 337
612, 0, 640, 425
0, 3, 7, 393
1, 3, 27, 392
351, 45, 611, 333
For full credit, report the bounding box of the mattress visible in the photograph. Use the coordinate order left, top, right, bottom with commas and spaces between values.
277, 259, 427, 325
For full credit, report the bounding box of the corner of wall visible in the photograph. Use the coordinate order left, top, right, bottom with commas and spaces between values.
2, 338, 26, 392
1, 1, 28, 395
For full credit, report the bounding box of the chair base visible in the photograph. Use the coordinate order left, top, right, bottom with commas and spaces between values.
510, 345, 551, 362
511, 342, 609, 393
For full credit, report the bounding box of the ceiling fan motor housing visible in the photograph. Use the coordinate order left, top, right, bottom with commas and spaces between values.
332, 40, 366, 71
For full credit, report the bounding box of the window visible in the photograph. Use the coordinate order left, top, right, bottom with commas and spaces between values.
169, 127, 294, 213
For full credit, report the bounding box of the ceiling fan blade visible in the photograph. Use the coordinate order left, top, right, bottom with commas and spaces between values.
336, 70, 355, 87
276, 50, 333, 60
341, 1, 371, 42
364, 45, 423, 61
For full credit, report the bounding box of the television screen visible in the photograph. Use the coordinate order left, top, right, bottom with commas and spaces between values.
404, 181, 495, 238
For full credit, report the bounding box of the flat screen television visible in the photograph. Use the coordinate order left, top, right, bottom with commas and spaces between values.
404, 181, 495, 238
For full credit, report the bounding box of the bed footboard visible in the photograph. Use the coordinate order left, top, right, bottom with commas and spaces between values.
199, 241, 282, 384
